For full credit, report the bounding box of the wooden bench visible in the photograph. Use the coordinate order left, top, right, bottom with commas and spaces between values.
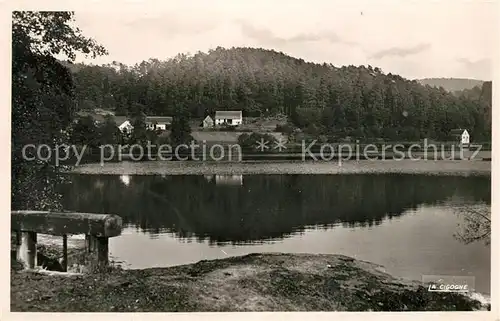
11, 211, 123, 272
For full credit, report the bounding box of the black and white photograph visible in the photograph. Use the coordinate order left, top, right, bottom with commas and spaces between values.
8, 0, 496, 315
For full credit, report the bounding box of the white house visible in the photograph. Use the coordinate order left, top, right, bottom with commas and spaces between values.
461, 130, 470, 145
118, 120, 133, 134
215, 111, 242, 126
145, 116, 173, 131
450, 129, 470, 145
203, 115, 214, 128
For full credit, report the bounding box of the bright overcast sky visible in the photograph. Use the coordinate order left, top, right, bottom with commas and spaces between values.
71, 0, 497, 80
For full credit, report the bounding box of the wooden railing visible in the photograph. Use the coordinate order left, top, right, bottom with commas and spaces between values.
11, 211, 123, 272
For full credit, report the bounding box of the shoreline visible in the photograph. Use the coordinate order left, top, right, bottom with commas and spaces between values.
15, 161, 490, 312
11, 248, 490, 312
69, 159, 491, 176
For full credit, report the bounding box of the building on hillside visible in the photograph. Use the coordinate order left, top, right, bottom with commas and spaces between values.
203, 115, 214, 128
145, 116, 173, 131
111, 116, 131, 134
215, 110, 242, 126
113, 116, 128, 124
118, 120, 134, 134
73, 112, 174, 134
450, 129, 470, 145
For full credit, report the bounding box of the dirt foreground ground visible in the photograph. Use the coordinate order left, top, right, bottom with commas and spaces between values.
11, 252, 488, 312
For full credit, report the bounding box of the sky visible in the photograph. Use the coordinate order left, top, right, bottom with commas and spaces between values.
71, 0, 497, 80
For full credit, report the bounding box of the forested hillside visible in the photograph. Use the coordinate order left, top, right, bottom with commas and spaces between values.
67, 47, 492, 141
417, 78, 485, 93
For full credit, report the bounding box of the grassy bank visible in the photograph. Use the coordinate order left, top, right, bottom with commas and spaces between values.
70, 159, 491, 176
11, 251, 488, 312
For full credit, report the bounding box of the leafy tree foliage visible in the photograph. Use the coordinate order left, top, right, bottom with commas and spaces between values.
98, 115, 123, 145
454, 204, 490, 245
129, 107, 148, 146
238, 132, 278, 151
71, 116, 99, 147
12, 11, 107, 210
170, 105, 192, 146
70, 114, 124, 148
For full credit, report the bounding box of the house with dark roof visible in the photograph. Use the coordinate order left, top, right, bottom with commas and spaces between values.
74, 112, 174, 133
215, 111, 242, 126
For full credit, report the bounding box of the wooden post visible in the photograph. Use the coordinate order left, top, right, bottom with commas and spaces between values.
16, 231, 37, 269
62, 234, 68, 272
97, 237, 109, 268
87, 235, 109, 272
85, 234, 93, 253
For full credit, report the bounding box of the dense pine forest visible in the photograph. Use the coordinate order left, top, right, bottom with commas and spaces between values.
66, 47, 492, 141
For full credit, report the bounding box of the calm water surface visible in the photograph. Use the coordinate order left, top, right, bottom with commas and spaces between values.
61, 173, 491, 294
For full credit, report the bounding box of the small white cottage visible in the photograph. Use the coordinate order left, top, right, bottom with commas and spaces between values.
118, 120, 134, 134
203, 115, 214, 128
450, 129, 470, 145
145, 116, 173, 131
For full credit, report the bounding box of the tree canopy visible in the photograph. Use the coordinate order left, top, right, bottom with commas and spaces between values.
67, 47, 491, 141
12, 11, 107, 210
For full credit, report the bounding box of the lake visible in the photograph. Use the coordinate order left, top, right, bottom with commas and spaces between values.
60, 172, 491, 295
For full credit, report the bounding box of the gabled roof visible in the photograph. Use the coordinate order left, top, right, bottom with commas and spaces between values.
450, 129, 468, 135
118, 120, 132, 128
204, 115, 213, 121
113, 116, 129, 126
215, 111, 242, 119
75, 112, 174, 126
145, 116, 173, 124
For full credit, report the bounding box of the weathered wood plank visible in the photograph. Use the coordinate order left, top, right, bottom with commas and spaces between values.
11, 211, 122, 237
16, 232, 37, 269
87, 235, 109, 271
85, 234, 92, 253
96, 237, 109, 268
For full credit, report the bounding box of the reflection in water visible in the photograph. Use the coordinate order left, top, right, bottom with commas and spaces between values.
60, 173, 491, 295
215, 175, 243, 186
453, 204, 491, 245
108, 204, 491, 295
62, 174, 490, 244
94, 179, 104, 189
